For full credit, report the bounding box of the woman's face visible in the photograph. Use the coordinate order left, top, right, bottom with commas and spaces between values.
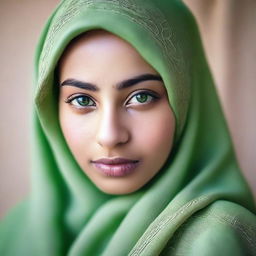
59, 30, 175, 194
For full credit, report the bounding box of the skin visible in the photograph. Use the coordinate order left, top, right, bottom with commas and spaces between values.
58, 30, 175, 194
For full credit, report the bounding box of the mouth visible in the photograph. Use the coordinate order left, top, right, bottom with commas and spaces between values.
91, 157, 140, 177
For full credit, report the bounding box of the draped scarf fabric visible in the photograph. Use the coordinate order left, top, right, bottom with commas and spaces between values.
1, 0, 256, 255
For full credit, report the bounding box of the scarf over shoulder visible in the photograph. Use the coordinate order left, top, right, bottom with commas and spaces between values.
1, 0, 256, 255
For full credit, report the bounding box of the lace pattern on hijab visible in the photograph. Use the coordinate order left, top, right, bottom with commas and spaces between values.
39, 0, 184, 83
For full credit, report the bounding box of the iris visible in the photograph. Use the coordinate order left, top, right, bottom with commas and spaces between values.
136, 93, 149, 103
77, 96, 91, 106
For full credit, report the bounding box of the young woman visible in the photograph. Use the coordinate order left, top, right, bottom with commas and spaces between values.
1, 0, 255, 255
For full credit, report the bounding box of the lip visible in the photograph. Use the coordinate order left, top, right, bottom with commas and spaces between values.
91, 157, 140, 177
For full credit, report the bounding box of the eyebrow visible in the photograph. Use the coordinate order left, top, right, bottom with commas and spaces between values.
60, 79, 98, 91
60, 73, 163, 91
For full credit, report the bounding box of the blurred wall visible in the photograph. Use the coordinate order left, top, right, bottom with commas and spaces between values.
183, 0, 256, 198
1, 0, 255, 219
0, 0, 60, 219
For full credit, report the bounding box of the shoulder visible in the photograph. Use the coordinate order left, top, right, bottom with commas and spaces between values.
163, 200, 256, 256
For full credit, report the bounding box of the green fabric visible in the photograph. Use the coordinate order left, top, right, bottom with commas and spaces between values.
1, 0, 256, 255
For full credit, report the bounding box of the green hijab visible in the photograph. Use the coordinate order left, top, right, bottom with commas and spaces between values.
1, 0, 256, 255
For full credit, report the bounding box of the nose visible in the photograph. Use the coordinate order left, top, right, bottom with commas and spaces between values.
96, 107, 130, 149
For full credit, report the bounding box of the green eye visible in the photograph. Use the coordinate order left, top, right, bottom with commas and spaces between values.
128, 92, 157, 105
136, 93, 148, 103
76, 96, 92, 106
67, 95, 95, 108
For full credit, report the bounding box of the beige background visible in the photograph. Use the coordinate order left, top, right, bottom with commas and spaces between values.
0, 0, 255, 219
183, 0, 256, 199
0, 0, 60, 219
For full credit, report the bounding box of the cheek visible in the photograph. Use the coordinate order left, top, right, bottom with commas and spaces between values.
59, 109, 95, 155
133, 106, 175, 156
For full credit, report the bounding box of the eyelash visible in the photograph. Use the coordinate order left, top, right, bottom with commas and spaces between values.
65, 90, 160, 109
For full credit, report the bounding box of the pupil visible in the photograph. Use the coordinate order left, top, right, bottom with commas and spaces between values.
136, 93, 148, 103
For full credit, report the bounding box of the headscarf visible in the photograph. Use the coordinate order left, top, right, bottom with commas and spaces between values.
1, 0, 255, 255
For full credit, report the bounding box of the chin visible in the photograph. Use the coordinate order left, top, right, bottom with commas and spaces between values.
96, 181, 142, 195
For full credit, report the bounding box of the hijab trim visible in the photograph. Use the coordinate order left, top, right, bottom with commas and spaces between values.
129, 195, 209, 255
130, 196, 256, 255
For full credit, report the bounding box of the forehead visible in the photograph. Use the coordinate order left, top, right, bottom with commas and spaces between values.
58, 30, 158, 80
63, 30, 134, 55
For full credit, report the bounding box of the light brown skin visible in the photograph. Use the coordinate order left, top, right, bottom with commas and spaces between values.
58, 30, 175, 194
